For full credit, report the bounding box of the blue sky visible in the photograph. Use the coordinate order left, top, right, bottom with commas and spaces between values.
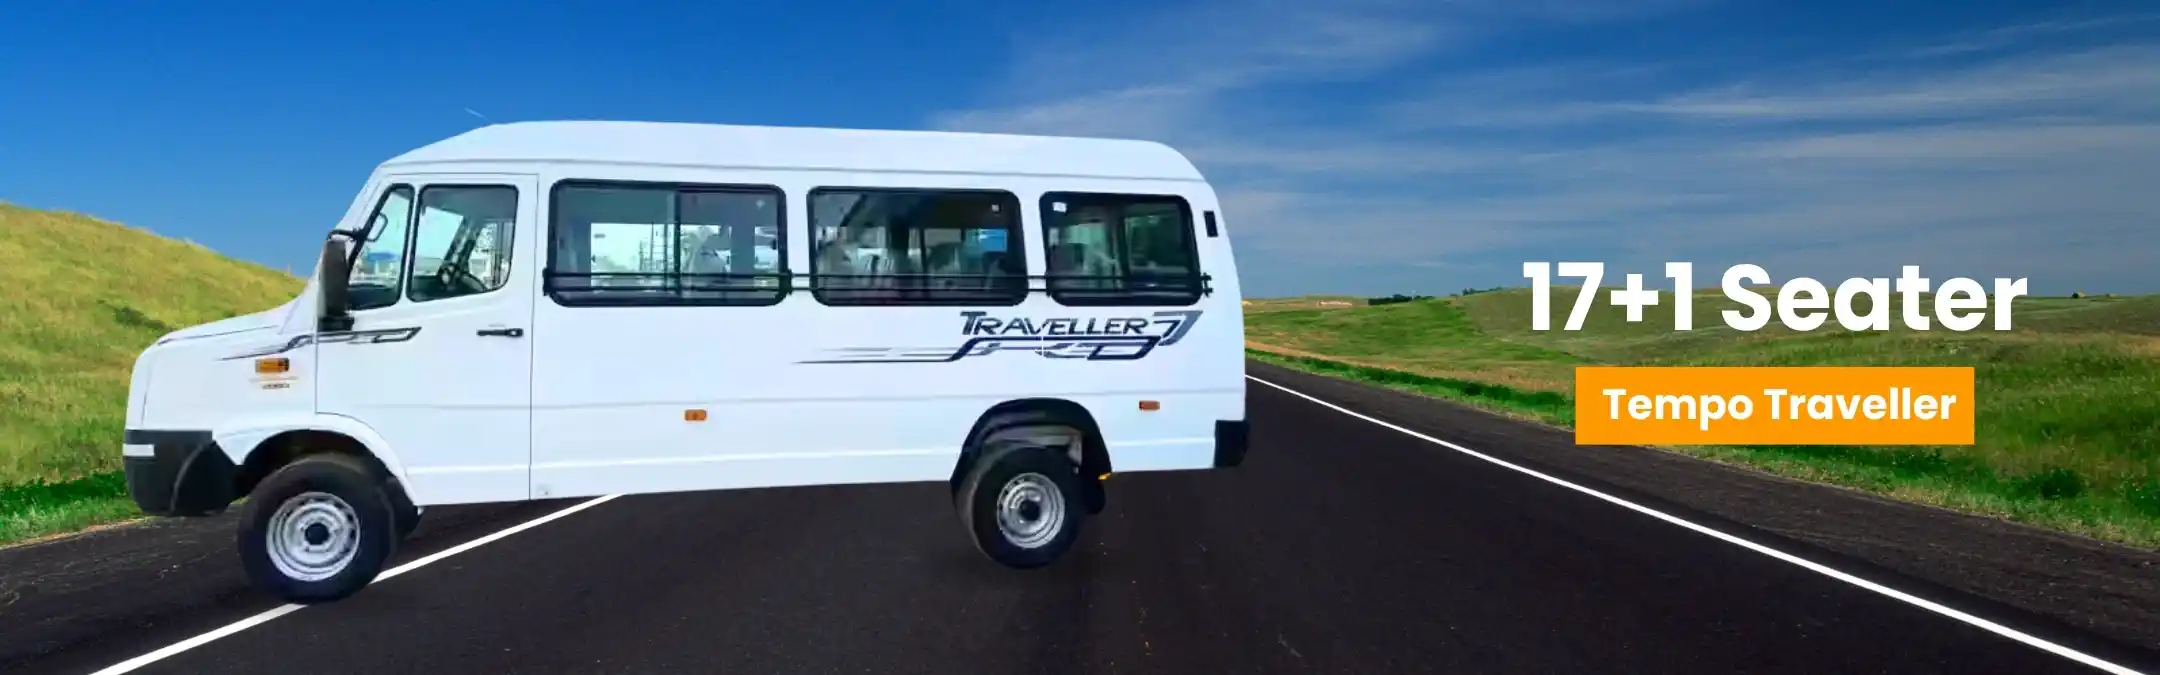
2, 0, 2155, 298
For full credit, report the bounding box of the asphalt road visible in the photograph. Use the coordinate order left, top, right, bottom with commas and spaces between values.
7, 361, 2157, 675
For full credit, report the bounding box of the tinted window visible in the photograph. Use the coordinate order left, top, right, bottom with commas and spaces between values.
809, 188, 1024, 306
408, 185, 519, 302
1041, 192, 1203, 305
546, 182, 785, 306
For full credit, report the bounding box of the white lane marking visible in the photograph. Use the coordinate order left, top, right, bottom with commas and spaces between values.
87, 494, 621, 675
1246, 375, 2146, 675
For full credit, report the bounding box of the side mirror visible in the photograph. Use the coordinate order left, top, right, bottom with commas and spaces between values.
318, 238, 354, 332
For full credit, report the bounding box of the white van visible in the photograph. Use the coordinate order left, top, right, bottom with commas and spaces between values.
119, 121, 1249, 603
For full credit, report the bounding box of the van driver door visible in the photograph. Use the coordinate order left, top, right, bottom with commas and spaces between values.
315, 173, 540, 506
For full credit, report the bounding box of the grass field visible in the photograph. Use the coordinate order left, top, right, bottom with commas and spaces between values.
0, 202, 303, 544
1247, 289, 2160, 548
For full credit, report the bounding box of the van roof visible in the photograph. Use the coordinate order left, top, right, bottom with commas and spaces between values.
382, 120, 1206, 182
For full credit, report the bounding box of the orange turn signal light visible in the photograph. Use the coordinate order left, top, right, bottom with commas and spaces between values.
684, 409, 708, 422
1138, 400, 1161, 411
254, 357, 289, 374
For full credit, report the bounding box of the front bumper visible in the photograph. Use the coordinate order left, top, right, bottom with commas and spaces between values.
1214, 419, 1249, 468
122, 429, 235, 517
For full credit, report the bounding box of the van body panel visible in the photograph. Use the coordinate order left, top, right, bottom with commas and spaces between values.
124, 121, 1247, 512
311, 172, 542, 505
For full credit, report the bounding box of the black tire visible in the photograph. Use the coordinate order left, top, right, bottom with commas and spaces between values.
236, 454, 398, 604
957, 443, 1088, 569
386, 478, 423, 541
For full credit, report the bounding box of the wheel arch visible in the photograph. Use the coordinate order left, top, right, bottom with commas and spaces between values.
213, 414, 414, 504
951, 398, 1112, 493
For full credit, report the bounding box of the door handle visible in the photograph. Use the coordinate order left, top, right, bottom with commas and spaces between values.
477, 327, 525, 338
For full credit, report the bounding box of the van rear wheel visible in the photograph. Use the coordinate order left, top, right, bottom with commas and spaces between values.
236, 455, 398, 604
957, 444, 1086, 568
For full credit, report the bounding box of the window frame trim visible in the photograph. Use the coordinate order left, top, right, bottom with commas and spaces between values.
543, 178, 792, 308
404, 183, 524, 305
1039, 191, 1207, 308
805, 185, 1030, 308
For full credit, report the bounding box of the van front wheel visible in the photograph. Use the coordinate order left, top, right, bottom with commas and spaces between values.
387, 479, 422, 541
957, 445, 1086, 568
236, 455, 398, 604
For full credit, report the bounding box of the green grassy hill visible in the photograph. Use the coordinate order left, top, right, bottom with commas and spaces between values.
0, 202, 302, 541
1248, 289, 2160, 548
1242, 294, 1368, 313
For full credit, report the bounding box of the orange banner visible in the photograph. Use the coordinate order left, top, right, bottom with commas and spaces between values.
1574, 366, 1975, 446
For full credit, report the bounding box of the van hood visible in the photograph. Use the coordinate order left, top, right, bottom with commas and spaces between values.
155, 299, 297, 345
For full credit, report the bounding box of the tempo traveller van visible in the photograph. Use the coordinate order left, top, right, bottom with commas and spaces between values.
118, 121, 1250, 603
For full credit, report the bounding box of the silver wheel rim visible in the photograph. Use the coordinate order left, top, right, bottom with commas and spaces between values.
995, 472, 1065, 549
265, 491, 362, 582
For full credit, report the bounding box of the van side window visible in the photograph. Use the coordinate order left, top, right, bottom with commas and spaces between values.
408, 185, 520, 303
346, 185, 415, 312
808, 188, 1026, 306
545, 181, 786, 306
1041, 192, 1203, 306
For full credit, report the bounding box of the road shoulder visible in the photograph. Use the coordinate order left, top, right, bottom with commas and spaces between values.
1246, 359, 2160, 658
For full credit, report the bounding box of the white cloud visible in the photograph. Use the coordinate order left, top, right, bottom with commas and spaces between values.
933, 2, 2160, 297
1742, 122, 2160, 162
932, 0, 1461, 139
933, 85, 1211, 140
1902, 13, 2160, 58
1620, 45, 2160, 123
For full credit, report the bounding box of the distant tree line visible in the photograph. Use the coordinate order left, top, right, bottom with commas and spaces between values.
1365, 286, 1507, 306
1367, 293, 1436, 306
